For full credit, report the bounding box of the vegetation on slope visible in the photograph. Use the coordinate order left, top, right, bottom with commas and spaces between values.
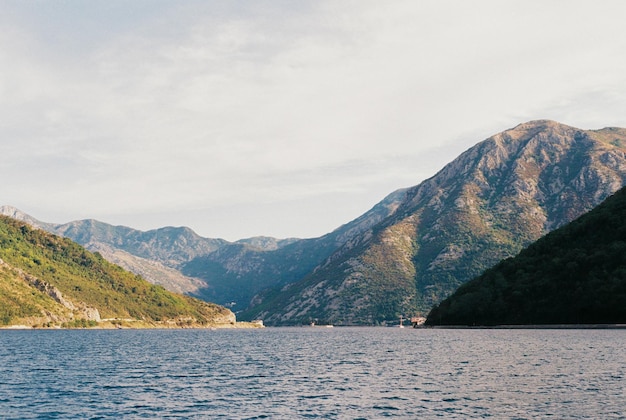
426, 187, 626, 326
240, 215, 422, 326
0, 216, 235, 328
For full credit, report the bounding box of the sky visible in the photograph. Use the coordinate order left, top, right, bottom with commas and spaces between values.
2, 0, 626, 241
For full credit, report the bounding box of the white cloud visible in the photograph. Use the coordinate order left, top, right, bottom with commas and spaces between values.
1, 0, 626, 239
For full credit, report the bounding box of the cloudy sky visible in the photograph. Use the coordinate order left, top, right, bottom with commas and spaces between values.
2, 1, 626, 240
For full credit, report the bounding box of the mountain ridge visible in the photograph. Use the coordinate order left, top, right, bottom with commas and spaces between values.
242, 120, 626, 324
1, 183, 406, 309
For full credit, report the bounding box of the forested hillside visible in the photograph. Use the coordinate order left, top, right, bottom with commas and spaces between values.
426, 186, 626, 326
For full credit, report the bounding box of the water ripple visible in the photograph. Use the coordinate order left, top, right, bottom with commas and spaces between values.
0, 328, 625, 418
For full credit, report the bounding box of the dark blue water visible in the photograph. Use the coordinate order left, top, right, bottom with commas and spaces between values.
0, 328, 624, 419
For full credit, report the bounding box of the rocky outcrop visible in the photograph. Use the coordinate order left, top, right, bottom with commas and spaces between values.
0, 258, 101, 322
211, 309, 237, 325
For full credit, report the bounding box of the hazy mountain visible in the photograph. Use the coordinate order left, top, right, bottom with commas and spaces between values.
53, 221, 227, 266
0, 205, 53, 230
0, 215, 236, 328
426, 185, 626, 326
242, 120, 626, 325
235, 236, 301, 250
181, 188, 407, 307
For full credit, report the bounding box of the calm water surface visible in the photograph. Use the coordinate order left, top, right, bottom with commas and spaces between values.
0, 327, 624, 419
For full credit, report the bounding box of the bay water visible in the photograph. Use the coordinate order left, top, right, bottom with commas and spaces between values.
0, 327, 624, 419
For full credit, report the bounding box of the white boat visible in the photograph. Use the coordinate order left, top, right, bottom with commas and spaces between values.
310, 322, 333, 328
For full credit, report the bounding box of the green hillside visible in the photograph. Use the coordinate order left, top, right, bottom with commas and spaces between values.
426, 187, 626, 326
0, 216, 237, 328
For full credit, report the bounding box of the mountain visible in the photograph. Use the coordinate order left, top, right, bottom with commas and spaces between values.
241, 120, 626, 325
0, 215, 239, 328
180, 188, 407, 307
425, 185, 626, 326
0, 205, 54, 230
53, 221, 227, 266
1, 186, 405, 310
0, 210, 216, 296
5, 120, 626, 326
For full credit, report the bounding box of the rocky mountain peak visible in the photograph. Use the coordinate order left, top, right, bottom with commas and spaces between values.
0, 206, 46, 228
244, 121, 626, 325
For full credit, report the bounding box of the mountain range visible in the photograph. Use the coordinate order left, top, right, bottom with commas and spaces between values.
4, 120, 626, 325
1, 187, 404, 312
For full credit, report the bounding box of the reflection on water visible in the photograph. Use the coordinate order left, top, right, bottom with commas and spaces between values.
0, 328, 624, 418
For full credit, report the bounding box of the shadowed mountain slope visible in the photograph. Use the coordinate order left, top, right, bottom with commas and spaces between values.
426, 185, 626, 326
181, 188, 407, 307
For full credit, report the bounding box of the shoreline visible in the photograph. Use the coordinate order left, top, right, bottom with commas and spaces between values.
0, 321, 264, 330
426, 324, 626, 329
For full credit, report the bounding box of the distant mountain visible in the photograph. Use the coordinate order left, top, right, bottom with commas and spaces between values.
242, 120, 626, 325
236, 236, 301, 250
0, 209, 216, 296
0, 215, 237, 328
0, 205, 53, 230
181, 188, 407, 307
53, 220, 227, 266
425, 185, 626, 326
